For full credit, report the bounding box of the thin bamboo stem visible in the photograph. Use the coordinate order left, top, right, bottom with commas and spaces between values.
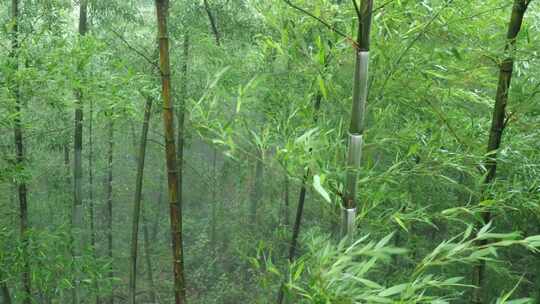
472, 1, 530, 303
129, 97, 153, 304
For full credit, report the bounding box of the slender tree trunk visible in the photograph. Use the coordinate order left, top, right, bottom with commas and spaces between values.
472, 1, 531, 303
10, 1, 32, 303
129, 97, 154, 304
276, 172, 308, 304
88, 99, 101, 304
142, 212, 157, 303
105, 120, 114, 304
72, 0, 88, 302
155, 1, 187, 302
341, 0, 373, 238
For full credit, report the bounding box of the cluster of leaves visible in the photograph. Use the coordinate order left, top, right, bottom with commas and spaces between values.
278, 224, 539, 303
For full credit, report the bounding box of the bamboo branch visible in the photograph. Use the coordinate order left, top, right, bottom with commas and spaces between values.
203, 0, 221, 46
281, 0, 359, 49
110, 29, 159, 70
424, 97, 468, 148
376, 0, 454, 99
352, 0, 361, 19
374, 0, 397, 12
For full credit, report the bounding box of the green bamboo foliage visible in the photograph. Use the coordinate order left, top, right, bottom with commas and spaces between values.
342, 0, 374, 238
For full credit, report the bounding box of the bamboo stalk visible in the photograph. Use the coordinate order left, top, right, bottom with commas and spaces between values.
341, 0, 373, 239
472, 1, 531, 303
276, 171, 308, 304
129, 96, 153, 304
155, 0, 187, 302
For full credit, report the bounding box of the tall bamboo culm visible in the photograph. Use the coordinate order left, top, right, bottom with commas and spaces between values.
155, 0, 187, 303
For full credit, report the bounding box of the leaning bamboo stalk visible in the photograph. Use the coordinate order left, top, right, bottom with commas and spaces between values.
155, 0, 187, 302
472, 1, 531, 303
342, 0, 373, 239
128, 96, 153, 304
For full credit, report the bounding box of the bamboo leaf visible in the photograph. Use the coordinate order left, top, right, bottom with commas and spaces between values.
317, 75, 328, 100
313, 175, 331, 203
393, 215, 409, 232
378, 283, 408, 297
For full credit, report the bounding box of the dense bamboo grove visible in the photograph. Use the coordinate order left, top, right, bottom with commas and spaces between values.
1, 0, 540, 303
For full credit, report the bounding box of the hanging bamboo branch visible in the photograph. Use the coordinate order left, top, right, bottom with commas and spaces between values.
472, 1, 531, 303
281, 0, 357, 48
341, 0, 374, 239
